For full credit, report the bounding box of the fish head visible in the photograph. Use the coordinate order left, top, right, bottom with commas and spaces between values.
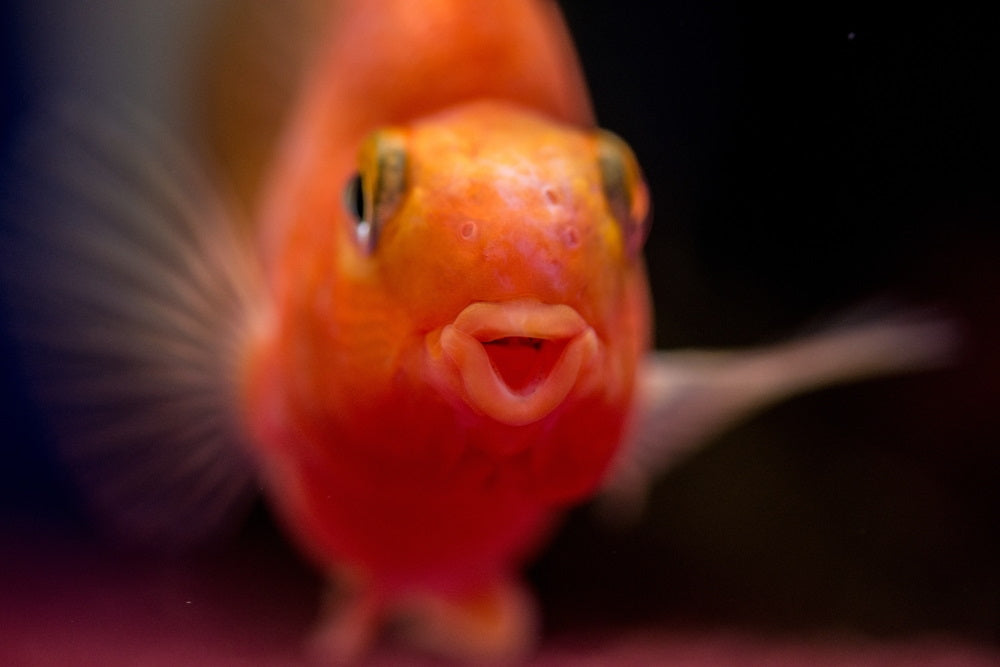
250, 101, 651, 493
373, 103, 651, 429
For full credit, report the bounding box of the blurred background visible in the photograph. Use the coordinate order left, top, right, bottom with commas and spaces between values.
2, 0, 997, 662
546, 0, 1000, 642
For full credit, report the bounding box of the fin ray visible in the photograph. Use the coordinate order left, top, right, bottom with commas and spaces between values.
1, 99, 265, 548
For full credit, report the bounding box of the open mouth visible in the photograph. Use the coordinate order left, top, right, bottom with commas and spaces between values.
481, 336, 569, 396
434, 300, 598, 425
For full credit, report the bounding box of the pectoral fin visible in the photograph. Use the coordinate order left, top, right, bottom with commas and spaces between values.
0, 101, 265, 548
601, 311, 958, 520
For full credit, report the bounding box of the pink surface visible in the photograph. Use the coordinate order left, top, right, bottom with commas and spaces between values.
2, 527, 995, 666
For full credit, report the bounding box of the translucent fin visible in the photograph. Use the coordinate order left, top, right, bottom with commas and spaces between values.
0, 100, 265, 549
306, 577, 537, 663
390, 579, 537, 663
600, 311, 959, 521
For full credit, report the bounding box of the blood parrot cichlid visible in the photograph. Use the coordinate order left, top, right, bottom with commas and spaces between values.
0, 0, 955, 661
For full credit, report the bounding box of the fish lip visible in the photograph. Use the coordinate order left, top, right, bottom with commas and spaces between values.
435, 299, 598, 426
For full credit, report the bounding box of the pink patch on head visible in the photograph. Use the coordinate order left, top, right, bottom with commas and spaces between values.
460, 220, 478, 240
559, 225, 580, 249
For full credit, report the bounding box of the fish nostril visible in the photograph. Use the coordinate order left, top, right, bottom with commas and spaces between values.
560, 224, 580, 249
542, 186, 559, 205
460, 220, 478, 240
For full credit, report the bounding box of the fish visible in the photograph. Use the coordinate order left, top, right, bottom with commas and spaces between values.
0, 0, 956, 662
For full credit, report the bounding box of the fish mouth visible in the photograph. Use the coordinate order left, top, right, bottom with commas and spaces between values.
434, 300, 598, 426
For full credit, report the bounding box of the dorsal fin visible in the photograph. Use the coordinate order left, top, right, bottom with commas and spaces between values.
310, 0, 593, 128
0, 100, 265, 549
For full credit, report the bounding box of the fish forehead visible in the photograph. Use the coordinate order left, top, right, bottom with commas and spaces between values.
406, 104, 599, 206
370, 107, 631, 331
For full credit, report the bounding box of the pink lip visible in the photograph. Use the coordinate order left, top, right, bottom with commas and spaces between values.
434, 300, 598, 426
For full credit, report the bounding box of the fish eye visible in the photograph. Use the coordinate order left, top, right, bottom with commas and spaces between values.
344, 172, 365, 222
348, 129, 408, 254
343, 171, 377, 253
596, 130, 651, 257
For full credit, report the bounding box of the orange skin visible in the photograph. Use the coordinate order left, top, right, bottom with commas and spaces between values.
244, 0, 651, 601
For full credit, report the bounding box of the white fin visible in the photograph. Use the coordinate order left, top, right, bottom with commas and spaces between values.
0, 100, 265, 549
600, 311, 959, 521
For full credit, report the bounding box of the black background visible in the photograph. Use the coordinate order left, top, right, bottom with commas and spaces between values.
548, 0, 999, 639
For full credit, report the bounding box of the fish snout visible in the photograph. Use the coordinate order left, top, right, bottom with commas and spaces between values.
429, 300, 599, 426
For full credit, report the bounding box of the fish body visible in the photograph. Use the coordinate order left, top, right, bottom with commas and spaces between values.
246, 102, 650, 597
241, 0, 651, 641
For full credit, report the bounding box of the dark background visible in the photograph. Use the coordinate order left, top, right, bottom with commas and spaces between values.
2, 0, 998, 650
550, 1, 999, 641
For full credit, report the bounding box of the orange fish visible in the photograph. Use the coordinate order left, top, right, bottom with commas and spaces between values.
242, 2, 649, 657
0, 0, 954, 661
